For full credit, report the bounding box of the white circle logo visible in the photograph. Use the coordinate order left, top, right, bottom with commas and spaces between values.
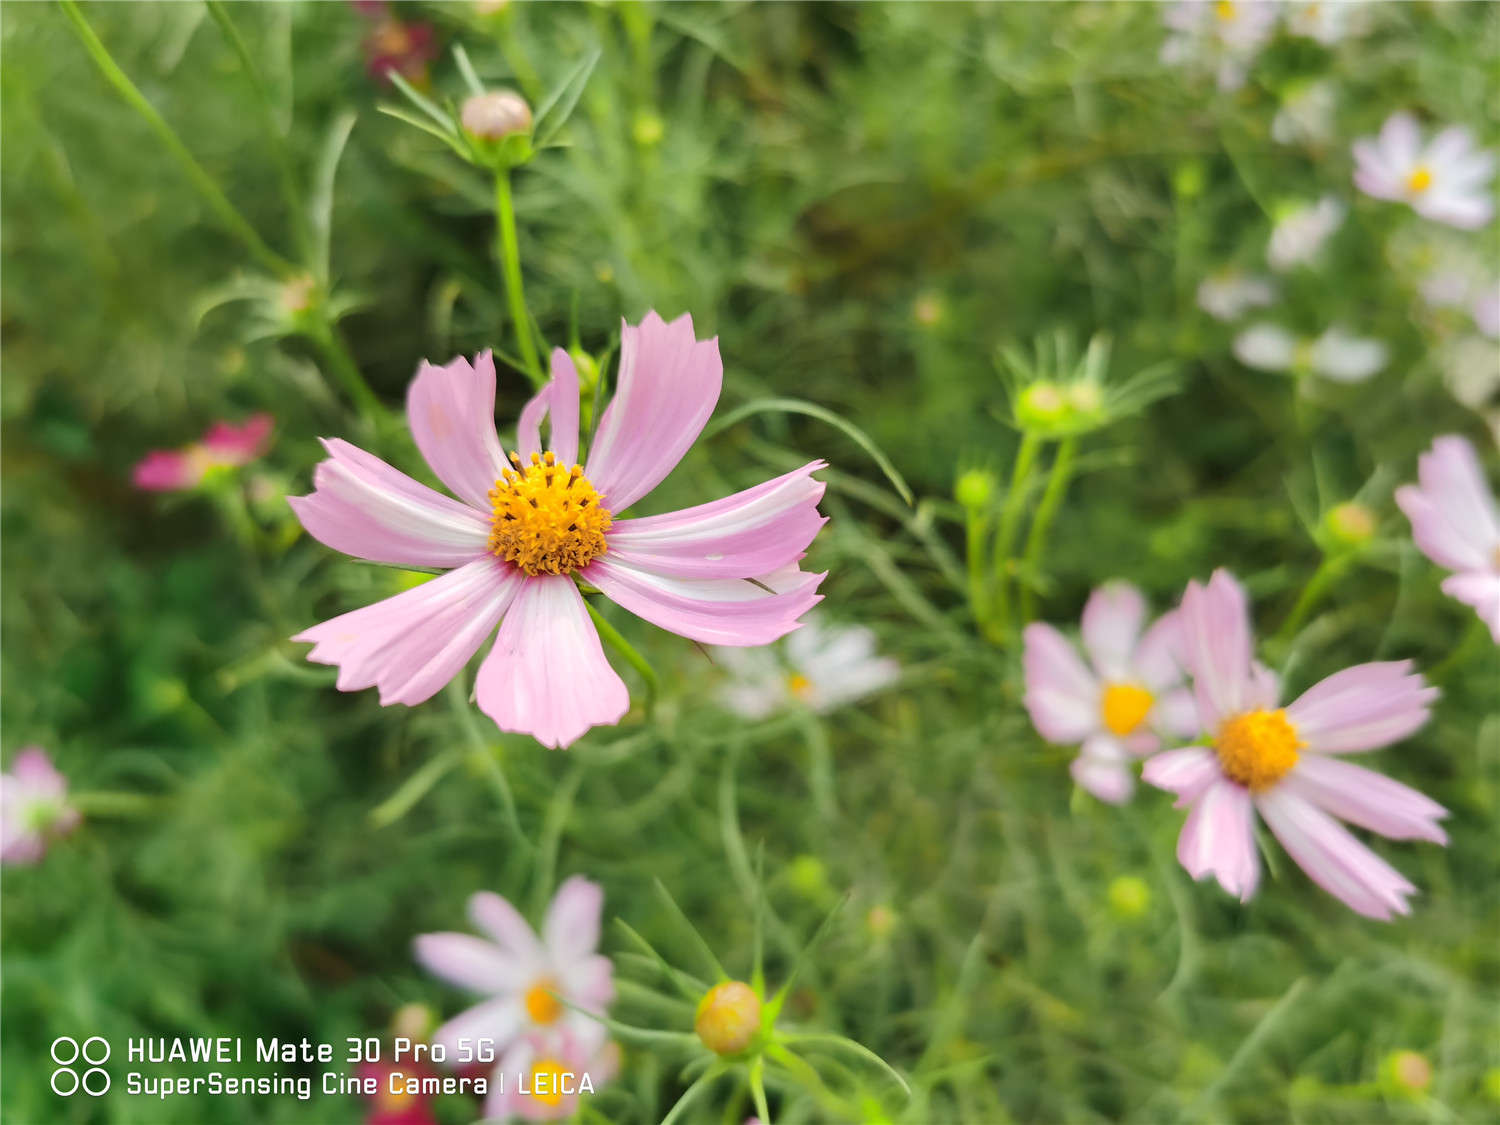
50, 1036, 111, 1096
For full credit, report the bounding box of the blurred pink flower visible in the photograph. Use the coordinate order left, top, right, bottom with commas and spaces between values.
356, 1058, 440, 1125
713, 614, 898, 720
1, 747, 81, 865
1160, 0, 1277, 92
1023, 582, 1198, 804
1353, 113, 1496, 229
133, 414, 273, 492
289, 313, 826, 748
484, 1029, 619, 1122
1143, 570, 1446, 919
415, 878, 614, 1064
1267, 196, 1345, 272
1396, 435, 1500, 642
357, 4, 438, 87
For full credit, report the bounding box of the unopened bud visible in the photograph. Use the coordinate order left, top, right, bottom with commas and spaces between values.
391, 1002, 436, 1042
1066, 380, 1103, 414
955, 468, 997, 510
1016, 381, 1070, 430
865, 904, 897, 940
1107, 875, 1151, 920
913, 293, 945, 327
1325, 501, 1376, 547
280, 273, 317, 315
461, 90, 532, 140
1380, 1050, 1432, 1098
787, 854, 828, 899
695, 981, 761, 1055
632, 113, 664, 147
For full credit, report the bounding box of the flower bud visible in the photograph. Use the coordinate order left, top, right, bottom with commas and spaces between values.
461, 90, 532, 141
954, 468, 997, 511
1107, 875, 1151, 920
695, 981, 761, 1055
865, 904, 897, 940
632, 113, 664, 147
913, 293, 945, 328
1324, 501, 1376, 547
787, 854, 828, 900
1015, 381, 1070, 430
1173, 159, 1205, 199
1380, 1050, 1432, 1098
391, 1002, 436, 1042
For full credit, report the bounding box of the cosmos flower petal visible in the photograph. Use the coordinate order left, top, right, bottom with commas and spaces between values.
293, 559, 523, 706
1072, 734, 1134, 805
133, 450, 200, 491
468, 891, 546, 965
288, 438, 492, 568
1021, 623, 1100, 743
414, 933, 534, 993
9, 747, 68, 796
605, 462, 827, 579
543, 875, 604, 964
1284, 756, 1448, 844
1441, 572, 1500, 641
1176, 780, 1260, 902
585, 312, 723, 512
1234, 324, 1297, 372
1179, 569, 1254, 728
1132, 610, 1184, 692
1142, 745, 1219, 806
517, 349, 581, 466
569, 954, 616, 1011
406, 352, 509, 510
1153, 686, 1202, 739
1256, 788, 1416, 920
1395, 486, 1489, 573
1080, 581, 1147, 681
1285, 661, 1437, 754
1419, 435, 1500, 545
430, 996, 524, 1060
201, 413, 274, 464
474, 575, 629, 749
583, 559, 823, 646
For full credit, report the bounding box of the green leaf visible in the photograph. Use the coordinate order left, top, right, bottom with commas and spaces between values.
451, 43, 486, 98
387, 68, 454, 131
533, 48, 602, 148
310, 111, 357, 284
369, 750, 460, 828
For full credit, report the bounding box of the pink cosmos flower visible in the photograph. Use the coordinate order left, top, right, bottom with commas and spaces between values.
1395, 435, 1500, 642
1023, 582, 1198, 805
356, 1058, 440, 1125
1160, 0, 1278, 92
485, 1029, 619, 1122
1, 747, 81, 865
1353, 113, 1496, 230
352, 2, 438, 86
1142, 570, 1446, 919
290, 313, 826, 748
415, 877, 614, 1063
133, 414, 274, 492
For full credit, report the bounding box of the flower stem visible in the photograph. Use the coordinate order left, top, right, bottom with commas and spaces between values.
1019, 436, 1078, 623
494, 169, 545, 387
59, 0, 293, 278
1274, 553, 1348, 646
965, 507, 992, 626
988, 431, 1043, 641
304, 316, 385, 421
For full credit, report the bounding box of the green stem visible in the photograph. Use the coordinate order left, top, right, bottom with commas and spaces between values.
989, 431, 1043, 640
494, 169, 544, 387
584, 598, 659, 713
965, 508, 992, 626
305, 316, 384, 421
59, 0, 292, 278
1274, 553, 1348, 646
1018, 437, 1077, 623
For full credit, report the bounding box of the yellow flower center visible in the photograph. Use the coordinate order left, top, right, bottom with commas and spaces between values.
786, 672, 814, 699
527, 1058, 568, 1107
378, 1085, 414, 1112
488, 452, 612, 576
1215, 1, 1237, 20
1214, 709, 1302, 791
1405, 166, 1434, 195
1101, 683, 1154, 737
524, 977, 563, 1025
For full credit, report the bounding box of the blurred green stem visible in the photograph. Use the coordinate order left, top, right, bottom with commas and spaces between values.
988, 431, 1043, 641
304, 316, 385, 421
1019, 437, 1077, 623
495, 169, 545, 387
59, 0, 293, 278
965, 507, 992, 627
1274, 553, 1350, 646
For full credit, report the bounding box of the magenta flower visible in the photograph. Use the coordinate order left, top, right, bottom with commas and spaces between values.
1142, 570, 1446, 919
290, 314, 825, 748
1, 747, 81, 865
133, 414, 274, 492
1353, 113, 1495, 230
1023, 582, 1197, 804
1396, 435, 1500, 642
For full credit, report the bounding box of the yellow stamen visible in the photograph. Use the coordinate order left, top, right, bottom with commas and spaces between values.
527, 1058, 568, 1107
1214, 709, 1302, 791
787, 672, 814, 699
1215, 1, 1237, 20
488, 452, 611, 576
1405, 166, 1433, 195
1101, 683, 1155, 737
378, 1085, 414, 1111
523, 977, 563, 1025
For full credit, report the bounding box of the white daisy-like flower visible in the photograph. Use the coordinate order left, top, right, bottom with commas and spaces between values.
713, 615, 899, 720
1267, 196, 1346, 271
1196, 270, 1279, 321
1285, 0, 1372, 45
1160, 0, 1279, 92
1354, 112, 1496, 230
1272, 80, 1337, 147
1234, 324, 1388, 383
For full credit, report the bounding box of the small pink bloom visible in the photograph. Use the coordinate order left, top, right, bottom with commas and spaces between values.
484, 1029, 619, 1122
133, 414, 274, 492
1395, 435, 1500, 642
356, 1057, 440, 1125
1160, 0, 1278, 92
1, 747, 81, 865
361, 14, 438, 86
1023, 581, 1198, 805
1142, 571, 1446, 919
290, 313, 827, 748
415, 877, 614, 1064
1353, 113, 1496, 230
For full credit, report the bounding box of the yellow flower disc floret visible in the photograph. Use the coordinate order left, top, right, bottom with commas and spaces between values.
1214, 708, 1302, 792
524, 976, 562, 1025
488, 451, 612, 576
1101, 683, 1154, 737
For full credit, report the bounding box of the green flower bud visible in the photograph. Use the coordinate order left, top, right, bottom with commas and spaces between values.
912, 293, 945, 328
787, 854, 828, 899
1325, 501, 1376, 547
1016, 381, 1070, 431
865, 904, 898, 940
632, 113, 664, 147
461, 90, 532, 141
1107, 875, 1151, 920
1380, 1050, 1433, 1098
695, 981, 761, 1055
1173, 160, 1206, 199
955, 469, 997, 510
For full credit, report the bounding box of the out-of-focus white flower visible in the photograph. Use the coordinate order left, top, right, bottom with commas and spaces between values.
1443, 336, 1500, 414
1272, 80, 1337, 147
713, 616, 899, 720
1354, 113, 1496, 230
1286, 0, 1372, 45
1234, 324, 1388, 383
1197, 270, 1278, 321
1160, 0, 1278, 92
1475, 283, 1500, 339
1268, 196, 1346, 271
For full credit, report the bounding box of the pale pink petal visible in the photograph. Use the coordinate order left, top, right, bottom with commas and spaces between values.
517, 349, 581, 466
9, 748, 67, 797
474, 575, 629, 748
1285, 661, 1437, 754
1142, 745, 1220, 806
288, 438, 492, 567
1420, 435, 1500, 548
1416, 190, 1494, 230
468, 891, 545, 966
1422, 125, 1476, 170
566, 953, 615, 1012
585, 312, 723, 512
1021, 623, 1101, 743
1284, 756, 1448, 843
406, 352, 508, 509
1071, 734, 1133, 804
1081, 581, 1147, 681
430, 996, 523, 1059
414, 933, 531, 993
1179, 569, 1255, 728
1132, 610, 1185, 692
1441, 571, 1500, 642
1152, 686, 1202, 739
133, 450, 200, 492
1247, 661, 1281, 710
293, 558, 523, 705
605, 462, 827, 579
201, 413, 273, 465
583, 558, 823, 646
543, 875, 604, 962
1256, 788, 1417, 920
1176, 780, 1260, 902
1396, 485, 1489, 572
1379, 112, 1422, 169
